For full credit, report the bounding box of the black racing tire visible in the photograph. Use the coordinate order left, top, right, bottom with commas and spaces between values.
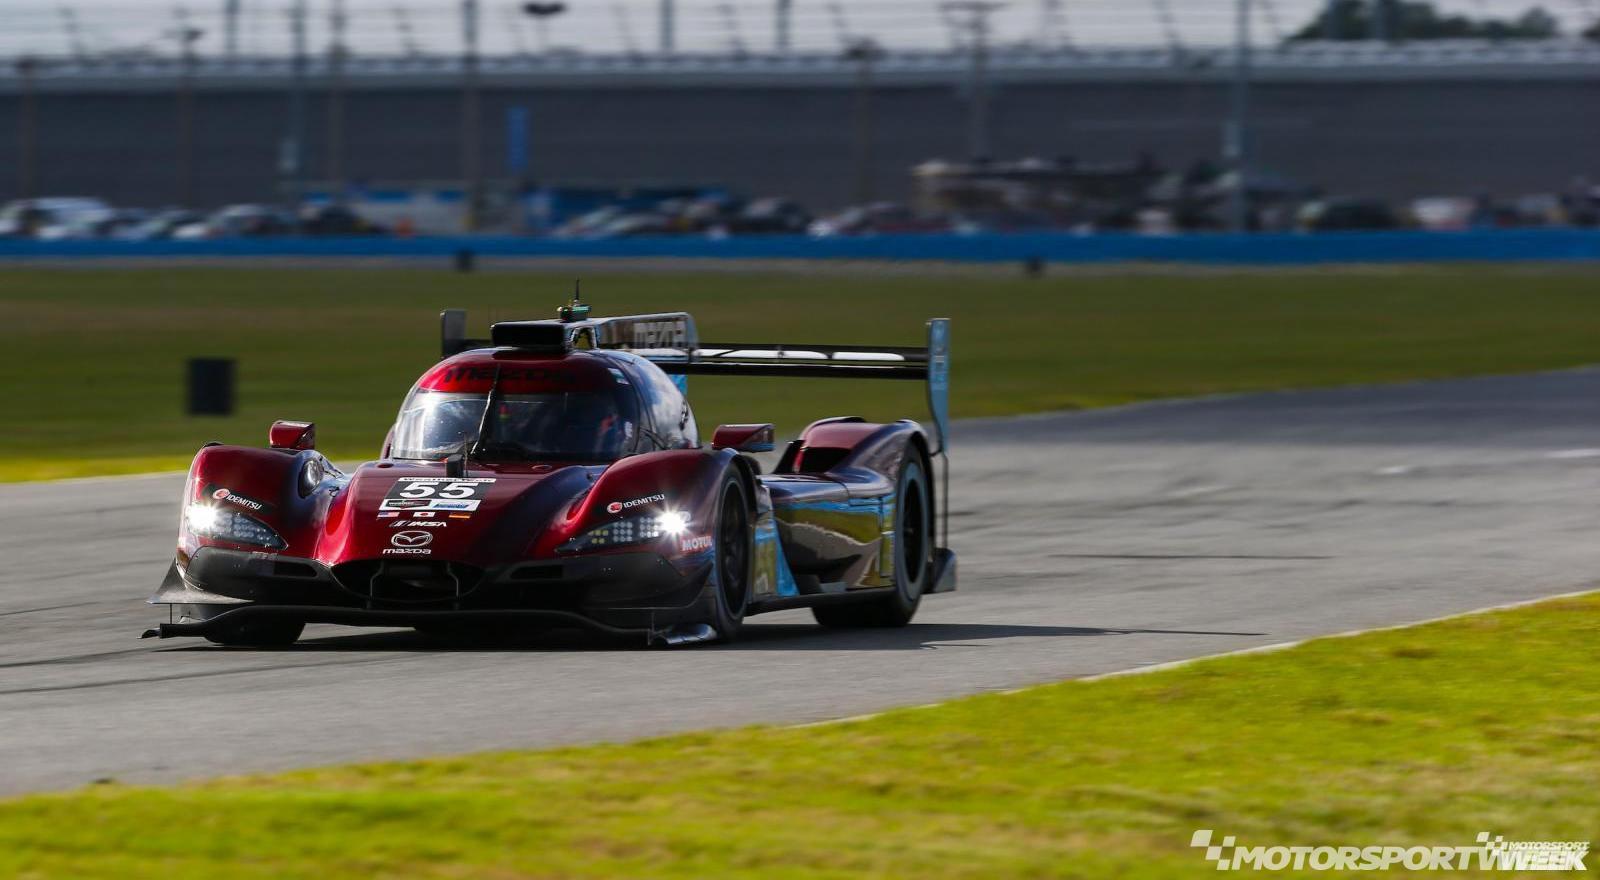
707, 470, 754, 642
205, 618, 305, 648
813, 450, 934, 629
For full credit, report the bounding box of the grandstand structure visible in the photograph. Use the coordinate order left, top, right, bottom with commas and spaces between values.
2, 12, 1597, 213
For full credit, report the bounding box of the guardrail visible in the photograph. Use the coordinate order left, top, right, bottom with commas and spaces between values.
3, 229, 1599, 265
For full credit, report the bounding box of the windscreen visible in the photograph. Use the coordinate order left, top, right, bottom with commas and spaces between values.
390, 388, 638, 462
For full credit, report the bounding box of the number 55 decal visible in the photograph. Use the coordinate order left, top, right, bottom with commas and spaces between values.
383, 477, 496, 509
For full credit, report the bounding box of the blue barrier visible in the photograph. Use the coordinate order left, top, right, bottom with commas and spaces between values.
2, 228, 1599, 265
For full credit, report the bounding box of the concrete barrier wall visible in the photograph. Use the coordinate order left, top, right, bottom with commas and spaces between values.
1, 77, 1597, 210
3, 229, 1599, 265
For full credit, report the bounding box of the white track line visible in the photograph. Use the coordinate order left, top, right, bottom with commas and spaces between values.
787, 586, 1599, 729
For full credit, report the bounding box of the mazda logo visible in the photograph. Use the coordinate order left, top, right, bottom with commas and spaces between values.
390, 530, 433, 548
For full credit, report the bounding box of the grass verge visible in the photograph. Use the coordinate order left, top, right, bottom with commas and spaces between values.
3, 593, 1598, 878
7, 264, 1600, 481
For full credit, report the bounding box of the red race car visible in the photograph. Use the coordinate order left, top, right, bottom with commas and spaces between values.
145, 298, 955, 647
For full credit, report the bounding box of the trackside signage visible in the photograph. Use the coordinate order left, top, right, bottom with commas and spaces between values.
1192, 831, 1589, 872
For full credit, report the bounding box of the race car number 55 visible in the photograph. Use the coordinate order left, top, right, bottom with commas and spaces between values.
398, 481, 480, 499
381, 477, 496, 512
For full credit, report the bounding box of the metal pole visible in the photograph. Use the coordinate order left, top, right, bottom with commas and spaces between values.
462, 0, 483, 231
178, 28, 198, 208
943, 2, 1004, 161
775, 0, 792, 53
326, 0, 347, 192
1322, 0, 1338, 40
970, 10, 990, 159
846, 40, 881, 204
16, 58, 38, 200
1226, 0, 1253, 233
1372, 0, 1388, 42
224, 0, 240, 60
660, 0, 675, 53
286, 0, 307, 203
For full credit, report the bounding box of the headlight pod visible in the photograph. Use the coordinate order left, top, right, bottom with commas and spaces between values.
186, 503, 287, 550
560, 511, 690, 554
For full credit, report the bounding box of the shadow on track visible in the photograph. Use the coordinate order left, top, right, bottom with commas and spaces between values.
169, 621, 1265, 654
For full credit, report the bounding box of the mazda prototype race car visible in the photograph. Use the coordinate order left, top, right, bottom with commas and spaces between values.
145, 300, 955, 647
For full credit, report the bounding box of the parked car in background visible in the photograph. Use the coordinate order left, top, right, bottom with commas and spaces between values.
299, 203, 386, 236
1296, 198, 1401, 232
173, 204, 296, 240
0, 197, 114, 239
724, 197, 811, 235
808, 202, 952, 237
587, 212, 676, 239
117, 208, 206, 241
551, 206, 628, 239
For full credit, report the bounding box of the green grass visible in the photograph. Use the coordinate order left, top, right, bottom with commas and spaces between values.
6, 264, 1600, 480
4, 593, 1598, 878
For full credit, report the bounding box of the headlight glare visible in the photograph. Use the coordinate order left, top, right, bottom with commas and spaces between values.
657, 510, 690, 536
560, 511, 691, 553
187, 503, 286, 550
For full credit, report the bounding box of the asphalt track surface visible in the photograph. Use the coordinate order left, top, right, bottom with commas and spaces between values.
5, 371, 1599, 795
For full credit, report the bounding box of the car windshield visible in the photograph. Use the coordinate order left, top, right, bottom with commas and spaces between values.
391, 389, 637, 462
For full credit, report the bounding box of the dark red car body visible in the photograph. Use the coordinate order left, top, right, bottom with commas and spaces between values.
147, 307, 954, 647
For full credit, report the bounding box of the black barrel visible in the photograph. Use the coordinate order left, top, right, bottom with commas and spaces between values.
187, 358, 235, 416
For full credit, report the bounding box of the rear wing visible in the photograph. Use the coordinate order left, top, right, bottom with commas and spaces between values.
440, 308, 950, 454
664, 321, 951, 456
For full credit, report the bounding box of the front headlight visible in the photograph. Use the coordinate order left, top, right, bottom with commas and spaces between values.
560, 511, 690, 554
187, 503, 287, 550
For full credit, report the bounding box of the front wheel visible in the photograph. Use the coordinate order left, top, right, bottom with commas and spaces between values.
706, 471, 753, 642
813, 450, 933, 629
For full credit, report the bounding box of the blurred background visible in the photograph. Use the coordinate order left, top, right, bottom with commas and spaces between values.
2, 0, 1598, 240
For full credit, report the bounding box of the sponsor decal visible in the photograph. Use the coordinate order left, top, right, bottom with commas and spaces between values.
381, 498, 430, 510
607, 493, 666, 515
411, 511, 436, 518
204, 484, 269, 513
377, 511, 400, 518
379, 498, 482, 512
1191, 830, 1589, 872
678, 534, 713, 554
447, 513, 472, 520
628, 318, 689, 350
382, 530, 434, 555
438, 365, 578, 385
390, 520, 447, 528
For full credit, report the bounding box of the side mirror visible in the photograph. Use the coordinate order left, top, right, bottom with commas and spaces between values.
711, 423, 775, 453
269, 420, 316, 451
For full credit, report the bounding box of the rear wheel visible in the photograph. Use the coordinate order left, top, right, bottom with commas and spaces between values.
205, 618, 304, 648
813, 451, 933, 628
707, 472, 753, 642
